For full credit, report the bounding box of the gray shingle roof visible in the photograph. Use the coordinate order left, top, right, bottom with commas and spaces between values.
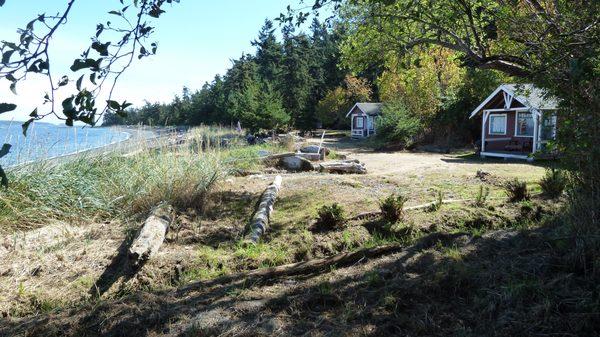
354, 103, 383, 116
470, 83, 559, 118
503, 84, 559, 110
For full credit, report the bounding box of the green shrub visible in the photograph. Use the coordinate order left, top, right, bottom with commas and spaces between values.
379, 193, 407, 223
505, 179, 530, 202
316, 203, 346, 229
376, 101, 423, 147
539, 168, 566, 199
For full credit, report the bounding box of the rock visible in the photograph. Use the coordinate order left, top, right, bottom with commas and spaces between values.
300, 145, 330, 155
279, 156, 315, 172
257, 150, 271, 157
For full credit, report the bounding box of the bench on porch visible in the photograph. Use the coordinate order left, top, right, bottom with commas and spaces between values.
504, 139, 533, 152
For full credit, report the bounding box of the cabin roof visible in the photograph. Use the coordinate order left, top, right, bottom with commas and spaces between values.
346, 103, 383, 117
470, 84, 559, 118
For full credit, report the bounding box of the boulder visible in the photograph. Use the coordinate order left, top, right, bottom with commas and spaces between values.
300, 145, 330, 156
279, 156, 315, 172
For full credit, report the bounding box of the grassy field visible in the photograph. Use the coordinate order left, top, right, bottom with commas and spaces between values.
2, 132, 597, 337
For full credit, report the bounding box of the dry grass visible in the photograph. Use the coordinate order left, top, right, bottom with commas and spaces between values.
0, 136, 570, 329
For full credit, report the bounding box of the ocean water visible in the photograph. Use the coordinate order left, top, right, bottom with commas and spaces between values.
0, 120, 131, 166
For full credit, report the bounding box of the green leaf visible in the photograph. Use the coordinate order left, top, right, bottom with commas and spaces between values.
62, 96, 76, 118
21, 118, 34, 136
70, 58, 102, 72
2, 50, 14, 64
58, 75, 69, 87
0, 165, 7, 189
0, 144, 11, 158
76, 75, 84, 91
91, 41, 110, 56
0, 103, 17, 114
9, 82, 17, 95
0, 144, 11, 186
0, 0, 5, 7
107, 100, 120, 110
29, 108, 38, 118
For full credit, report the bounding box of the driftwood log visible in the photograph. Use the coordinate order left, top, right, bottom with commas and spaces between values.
245, 175, 283, 244
128, 203, 173, 265
179, 243, 406, 293
319, 159, 367, 174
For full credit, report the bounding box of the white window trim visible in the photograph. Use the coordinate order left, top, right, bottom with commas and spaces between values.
514, 111, 535, 138
488, 113, 507, 135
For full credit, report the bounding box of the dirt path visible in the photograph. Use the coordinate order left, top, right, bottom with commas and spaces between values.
309, 137, 547, 185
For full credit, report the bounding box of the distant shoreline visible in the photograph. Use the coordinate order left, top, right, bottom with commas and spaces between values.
5, 126, 158, 169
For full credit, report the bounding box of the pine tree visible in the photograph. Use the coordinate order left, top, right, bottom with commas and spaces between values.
252, 20, 284, 84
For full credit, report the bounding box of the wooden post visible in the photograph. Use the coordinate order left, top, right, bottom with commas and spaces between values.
481, 110, 489, 154
317, 130, 326, 160
532, 109, 539, 156
245, 175, 283, 244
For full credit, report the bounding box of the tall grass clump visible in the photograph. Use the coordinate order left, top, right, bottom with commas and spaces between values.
539, 168, 566, 199
103, 149, 222, 215
0, 158, 111, 231
379, 193, 407, 223
0, 128, 226, 232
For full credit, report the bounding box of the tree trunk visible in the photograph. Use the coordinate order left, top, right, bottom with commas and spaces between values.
245, 175, 283, 244
128, 203, 173, 265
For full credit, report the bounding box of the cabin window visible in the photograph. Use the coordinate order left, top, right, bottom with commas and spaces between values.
516, 112, 534, 137
489, 114, 507, 135
367, 116, 374, 130
355, 116, 364, 128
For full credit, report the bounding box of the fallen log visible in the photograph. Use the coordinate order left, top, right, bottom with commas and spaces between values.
348, 211, 382, 221
179, 243, 406, 293
245, 175, 283, 244
319, 159, 367, 174
128, 203, 173, 265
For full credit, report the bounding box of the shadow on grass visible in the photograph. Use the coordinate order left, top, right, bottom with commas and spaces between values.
2, 219, 598, 337
88, 235, 145, 300
440, 152, 554, 168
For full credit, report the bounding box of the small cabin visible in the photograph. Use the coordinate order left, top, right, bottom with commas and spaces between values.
346, 103, 383, 138
470, 84, 558, 161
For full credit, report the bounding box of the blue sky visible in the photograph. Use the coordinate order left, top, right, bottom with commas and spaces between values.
0, 0, 317, 123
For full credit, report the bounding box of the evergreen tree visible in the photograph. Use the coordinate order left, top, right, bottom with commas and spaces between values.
252, 20, 284, 84
281, 23, 314, 130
